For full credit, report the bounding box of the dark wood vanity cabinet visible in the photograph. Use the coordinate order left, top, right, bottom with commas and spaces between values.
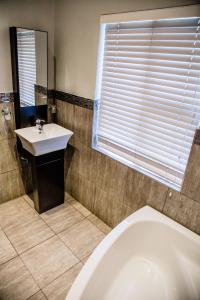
21, 148, 64, 213
10, 26, 65, 214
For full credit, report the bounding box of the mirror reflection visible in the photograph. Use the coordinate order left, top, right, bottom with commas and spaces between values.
16, 28, 48, 107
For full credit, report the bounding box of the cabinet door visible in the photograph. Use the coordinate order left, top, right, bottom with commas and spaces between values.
36, 158, 64, 213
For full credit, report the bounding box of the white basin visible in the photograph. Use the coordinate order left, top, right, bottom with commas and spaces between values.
15, 123, 73, 156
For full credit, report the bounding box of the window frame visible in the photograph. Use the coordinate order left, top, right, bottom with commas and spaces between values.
92, 4, 200, 191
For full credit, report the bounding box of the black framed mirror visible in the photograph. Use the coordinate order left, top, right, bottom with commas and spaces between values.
10, 27, 48, 129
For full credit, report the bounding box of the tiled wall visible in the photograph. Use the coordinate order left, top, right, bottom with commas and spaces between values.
56, 96, 200, 235
0, 94, 24, 203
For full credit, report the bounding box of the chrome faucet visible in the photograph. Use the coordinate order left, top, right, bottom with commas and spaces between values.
35, 119, 45, 134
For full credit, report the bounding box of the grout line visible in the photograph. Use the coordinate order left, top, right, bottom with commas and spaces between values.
38, 203, 87, 236
26, 289, 47, 300
18, 255, 41, 295
55, 230, 83, 262
161, 187, 170, 212
86, 214, 111, 235
0, 167, 19, 175
0, 254, 18, 268
41, 261, 83, 293
2, 227, 20, 257
19, 230, 60, 254
0, 222, 40, 297
18, 233, 56, 256
85, 216, 107, 235
64, 195, 110, 234
0, 194, 107, 299
23, 194, 106, 246
1, 198, 56, 256
19, 237, 82, 292
52, 217, 86, 236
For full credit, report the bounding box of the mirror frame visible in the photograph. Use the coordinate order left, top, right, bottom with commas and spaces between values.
9, 27, 48, 129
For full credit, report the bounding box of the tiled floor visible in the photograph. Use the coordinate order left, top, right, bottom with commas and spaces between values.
0, 193, 111, 300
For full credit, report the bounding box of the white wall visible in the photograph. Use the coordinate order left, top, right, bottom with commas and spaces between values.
55, 0, 200, 99
1, 0, 199, 95
0, 0, 54, 92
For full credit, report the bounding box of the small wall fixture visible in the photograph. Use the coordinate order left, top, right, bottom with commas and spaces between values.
1, 104, 11, 121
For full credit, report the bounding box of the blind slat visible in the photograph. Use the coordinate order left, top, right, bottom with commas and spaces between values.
17, 30, 36, 106
94, 15, 200, 189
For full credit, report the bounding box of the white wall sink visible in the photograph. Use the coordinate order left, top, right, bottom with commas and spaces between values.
15, 123, 73, 156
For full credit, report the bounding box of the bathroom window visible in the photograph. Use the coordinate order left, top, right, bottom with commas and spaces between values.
93, 5, 200, 190
17, 29, 36, 107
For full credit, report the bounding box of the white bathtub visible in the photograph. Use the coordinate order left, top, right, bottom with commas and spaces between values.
66, 206, 200, 300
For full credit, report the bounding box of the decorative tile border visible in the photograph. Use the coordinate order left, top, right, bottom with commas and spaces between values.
54, 90, 94, 110
0, 90, 94, 110
0, 92, 14, 103
47, 89, 54, 98
34, 84, 48, 96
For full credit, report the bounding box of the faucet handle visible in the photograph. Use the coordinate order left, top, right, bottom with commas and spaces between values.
35, 119, 46, 125
40, 119, 46, 126
35, 118, 41, 125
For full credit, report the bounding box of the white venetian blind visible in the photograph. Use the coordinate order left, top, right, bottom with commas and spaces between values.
17, 30, 36, 107
95, 16, 200, 189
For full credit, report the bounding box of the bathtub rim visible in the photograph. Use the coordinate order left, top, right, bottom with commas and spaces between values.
66, 205, 200, 300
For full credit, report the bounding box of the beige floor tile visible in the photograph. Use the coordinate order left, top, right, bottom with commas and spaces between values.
59, 219, 105, 259
81, 254, 91, 264
65, 192, 92, 215
4, 218, 54, 254
43, 263, 83, 300
28, 291, 47, 300
87, 213, 112, 234
21, 236, 79, 288
23, 194, 34, 208
0, 256, 39, 300
0, 197, 38, 230
67, 196, 91, 217
0, 230, 17, 265
41, 202, 84, 234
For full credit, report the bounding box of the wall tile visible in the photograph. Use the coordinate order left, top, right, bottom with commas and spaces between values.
73, 105, 93, 148
70, 171, 96, 212
163, 190, 200, 235
0, 103, 15, 141
92, 151, 128, 197
123, 168, 144, 211
93, 186, 133, 227
57, 98, 200, 234
0, 169, 25, 204
123, 169, 167, 212
56, 100, 75, 144
0, 101, 25, 203
182, 144, 200, 203
142, 176, 168, 211
0, 138, 18, 173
